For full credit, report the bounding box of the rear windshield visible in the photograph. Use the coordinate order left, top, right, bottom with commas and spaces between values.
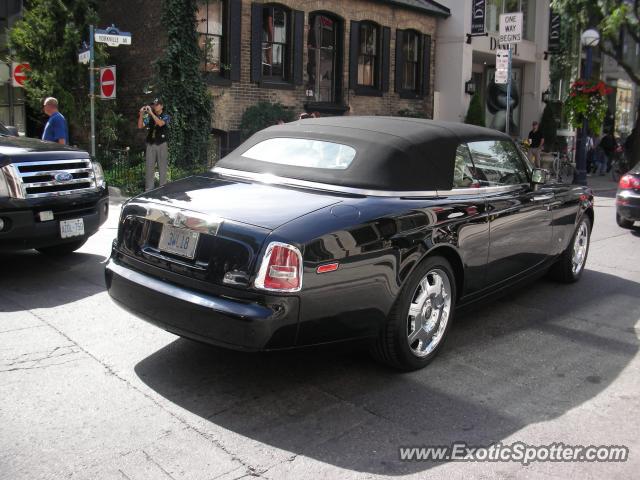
241, 138, 356, 170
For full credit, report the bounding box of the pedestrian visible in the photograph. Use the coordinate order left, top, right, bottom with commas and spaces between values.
594, 145, 608, 175
598, 130, 618, 172
527, 121, 544, 168
41, 97, 68, 145
138, 98, 171, 191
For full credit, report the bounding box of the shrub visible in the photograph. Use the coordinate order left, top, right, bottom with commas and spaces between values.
240, 102, 295, 140
465, 93, 485, 127
397, 109, 427, 119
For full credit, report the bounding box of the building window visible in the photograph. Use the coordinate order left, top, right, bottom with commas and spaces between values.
402, 30, 421, 92
262, 5, 289, 81
357, 22, 379, 87
197, 0, 224, 74
308, 13, 342, 103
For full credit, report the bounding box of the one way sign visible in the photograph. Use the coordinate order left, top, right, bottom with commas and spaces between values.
499, 12, 523, 44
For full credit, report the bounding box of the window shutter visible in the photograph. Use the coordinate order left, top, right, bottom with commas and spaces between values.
228, 0, 242, 82
381, 27, 390, 93
421, 34, 432, 96
293, 10, 304, 85
250, 2, 262, 83
395, 29, 404, 92
349, 21, 360, 90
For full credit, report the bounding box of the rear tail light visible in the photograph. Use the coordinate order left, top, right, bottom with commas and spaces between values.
619, 175, 640, 190
255, 242, 303, 292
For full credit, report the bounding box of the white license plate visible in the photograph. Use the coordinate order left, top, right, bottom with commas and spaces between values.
158, 225, 200, 259
60, 218, 85, 239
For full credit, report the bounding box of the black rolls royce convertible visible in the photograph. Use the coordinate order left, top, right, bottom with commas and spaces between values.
105, 117, 593, 370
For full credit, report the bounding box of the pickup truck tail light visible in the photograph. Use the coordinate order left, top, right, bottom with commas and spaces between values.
255, 242, 303, 292
619, 174, 640, 190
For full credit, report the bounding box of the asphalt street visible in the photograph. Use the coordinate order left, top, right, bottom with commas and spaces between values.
1, 177, 639, 479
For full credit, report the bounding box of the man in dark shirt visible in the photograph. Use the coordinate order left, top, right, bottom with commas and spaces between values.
527, 121, 544, 168
41, 97, 69, 145
138, 98, 171, 191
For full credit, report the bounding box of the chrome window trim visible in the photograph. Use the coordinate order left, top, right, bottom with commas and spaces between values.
212, 167, 527, 198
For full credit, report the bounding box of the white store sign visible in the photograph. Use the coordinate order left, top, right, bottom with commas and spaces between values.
499, 12, 523, 44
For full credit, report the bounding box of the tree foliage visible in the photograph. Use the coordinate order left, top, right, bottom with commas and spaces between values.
552, 0, 640, 163
8, 0, 118, 146
464, 93, 485, 127
156, 0, 212, 167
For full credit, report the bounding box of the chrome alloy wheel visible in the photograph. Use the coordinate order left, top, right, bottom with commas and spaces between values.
406, 269, 452, 357
571, 222, 589, 276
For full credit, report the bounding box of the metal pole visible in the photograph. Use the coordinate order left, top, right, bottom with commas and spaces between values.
505, 44, 512, 136
89, 24, 96, 158
574, 46, 592, 185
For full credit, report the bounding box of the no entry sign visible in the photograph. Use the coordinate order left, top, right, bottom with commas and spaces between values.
100, 66, 116, 99
12, 63, 31, 88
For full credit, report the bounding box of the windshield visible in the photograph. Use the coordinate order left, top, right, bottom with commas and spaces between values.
241, 138, 357, 170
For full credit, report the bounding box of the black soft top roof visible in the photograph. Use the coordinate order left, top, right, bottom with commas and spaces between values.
218, 116, 511, 191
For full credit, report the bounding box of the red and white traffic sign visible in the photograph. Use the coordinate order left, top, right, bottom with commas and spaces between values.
99, 66, 116, 99
12, 63, 31, 88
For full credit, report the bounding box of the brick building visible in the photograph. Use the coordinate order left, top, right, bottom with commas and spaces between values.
103, 0, 450, 152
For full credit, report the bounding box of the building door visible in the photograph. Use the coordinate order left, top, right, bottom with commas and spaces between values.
307, 13, 338, 103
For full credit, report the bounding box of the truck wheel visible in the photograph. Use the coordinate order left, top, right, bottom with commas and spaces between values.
370, 256, 456, 371
37, 239, 87, 256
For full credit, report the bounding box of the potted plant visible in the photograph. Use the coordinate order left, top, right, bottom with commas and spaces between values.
564, 79, 612, 135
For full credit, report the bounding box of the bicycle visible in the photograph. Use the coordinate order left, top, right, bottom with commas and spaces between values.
551, 151, 576, 184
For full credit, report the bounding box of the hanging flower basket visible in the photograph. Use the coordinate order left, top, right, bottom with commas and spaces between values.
564, 79, 613, 135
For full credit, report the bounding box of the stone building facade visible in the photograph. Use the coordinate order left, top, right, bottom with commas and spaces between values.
103, 0, 449, 152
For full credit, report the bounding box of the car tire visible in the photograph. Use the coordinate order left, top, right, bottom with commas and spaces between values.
36, 239, 87, 256
548, 216, 591, 283
616, 213, 634, 229
370, 255, 456, 371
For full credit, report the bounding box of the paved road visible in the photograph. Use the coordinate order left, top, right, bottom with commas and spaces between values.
1, 182, 639, 479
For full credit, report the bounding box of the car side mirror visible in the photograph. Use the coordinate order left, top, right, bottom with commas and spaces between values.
531, 168, 549, 185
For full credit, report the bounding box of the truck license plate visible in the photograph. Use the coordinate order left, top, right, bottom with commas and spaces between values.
158, 225, 199, 259
60, 218, 85, 239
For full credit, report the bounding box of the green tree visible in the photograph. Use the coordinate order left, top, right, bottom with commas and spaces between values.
8, 0, 118, 146
464, 93, 485, 127
552, 0, 640, 162
156, 0, 212, 168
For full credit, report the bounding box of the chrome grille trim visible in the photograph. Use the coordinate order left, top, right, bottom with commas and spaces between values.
11, 158, 98, 199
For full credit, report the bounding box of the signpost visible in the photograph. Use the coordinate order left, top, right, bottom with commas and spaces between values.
81, 25, 132, 157
11, 63, 30, 88
498, 12, 522, 136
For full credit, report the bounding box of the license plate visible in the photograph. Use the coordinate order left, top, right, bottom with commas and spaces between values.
60, 218, 85, 239
158, 225, 199, 259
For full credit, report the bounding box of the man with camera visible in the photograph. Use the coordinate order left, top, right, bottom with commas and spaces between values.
138, 98, 171, 191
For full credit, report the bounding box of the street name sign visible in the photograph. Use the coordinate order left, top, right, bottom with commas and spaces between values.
499, 12, 523, 44
95, 26, 132, 47
78, 48, 90, 65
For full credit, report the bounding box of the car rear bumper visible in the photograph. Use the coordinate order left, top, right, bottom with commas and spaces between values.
616, 190, 640, 221
0, 194, 109, 250
104, 258, 299, 351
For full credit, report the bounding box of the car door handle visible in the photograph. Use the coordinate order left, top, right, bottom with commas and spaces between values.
533, 194, 554, 201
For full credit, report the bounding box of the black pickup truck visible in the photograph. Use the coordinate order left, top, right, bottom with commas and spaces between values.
0, 122, 109, 254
